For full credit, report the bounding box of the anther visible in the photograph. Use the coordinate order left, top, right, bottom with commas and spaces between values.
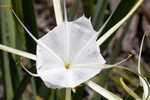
128, 53, 133, 58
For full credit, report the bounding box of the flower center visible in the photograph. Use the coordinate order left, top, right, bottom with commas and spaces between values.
64, 61, 71, 69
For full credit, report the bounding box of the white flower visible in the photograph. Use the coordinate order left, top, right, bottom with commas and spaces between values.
4, 8, 129, 89
0, 0, 143, 90
36, 16, 105, 88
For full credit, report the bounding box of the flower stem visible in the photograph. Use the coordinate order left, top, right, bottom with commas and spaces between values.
65, 88, 71, 100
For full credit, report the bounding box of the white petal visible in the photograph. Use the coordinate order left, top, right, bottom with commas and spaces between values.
37, 16, 100, 62
38, 65, 102, 88
70, 66, 102, 86
72, 35, 105, 65
36, 44, 64, 71
69, 16, 98, 61
38, 68, 75, 88
37, 23, 66, 61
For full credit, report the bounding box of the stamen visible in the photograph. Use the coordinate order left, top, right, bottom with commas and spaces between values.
128, 53, 133, 58
102, 54, 133, 69
20, 62, 39, 77
65, 61, 71, 69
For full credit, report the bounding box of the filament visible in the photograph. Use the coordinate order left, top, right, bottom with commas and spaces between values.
21, 62, 39, 77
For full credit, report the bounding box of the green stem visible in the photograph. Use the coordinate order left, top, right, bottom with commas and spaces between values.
65, 88, 71, 100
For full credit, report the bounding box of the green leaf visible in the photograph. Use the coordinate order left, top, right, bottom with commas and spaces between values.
112, 69, 138, 87
12, 66, 36, 100
87, 81, 123, 100
93, 0, 108, 31
38, 83, 51, 99
125, 86, 143, 100
72, 86, 86, 100
13, 74, 31, 100
12, 0, 26, 46
68, 0, 80, 21
81, 0, 94, 17
8, 54, 20, 92
0, 0, 17, 99
120, 78, 142, 100
98, 0, 137, 51
22, 0, 38, 53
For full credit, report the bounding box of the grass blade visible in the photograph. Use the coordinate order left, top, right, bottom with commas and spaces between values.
97, 0, 138, 50
81, 0, 94, 17
68, 0, 80, 21
22, 0, 38, 53
120, 78, 142, 100
12, 0, 39, 99
93, 0, 108, 31
0, 0, 17, 99
86, 81, 123, 100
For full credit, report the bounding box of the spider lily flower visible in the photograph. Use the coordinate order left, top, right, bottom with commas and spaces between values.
36, 16, 107, 88
0, 0, 143, 89
0, 8, 127, 89
7, 6, 134, 88
13, 7, 107, 88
